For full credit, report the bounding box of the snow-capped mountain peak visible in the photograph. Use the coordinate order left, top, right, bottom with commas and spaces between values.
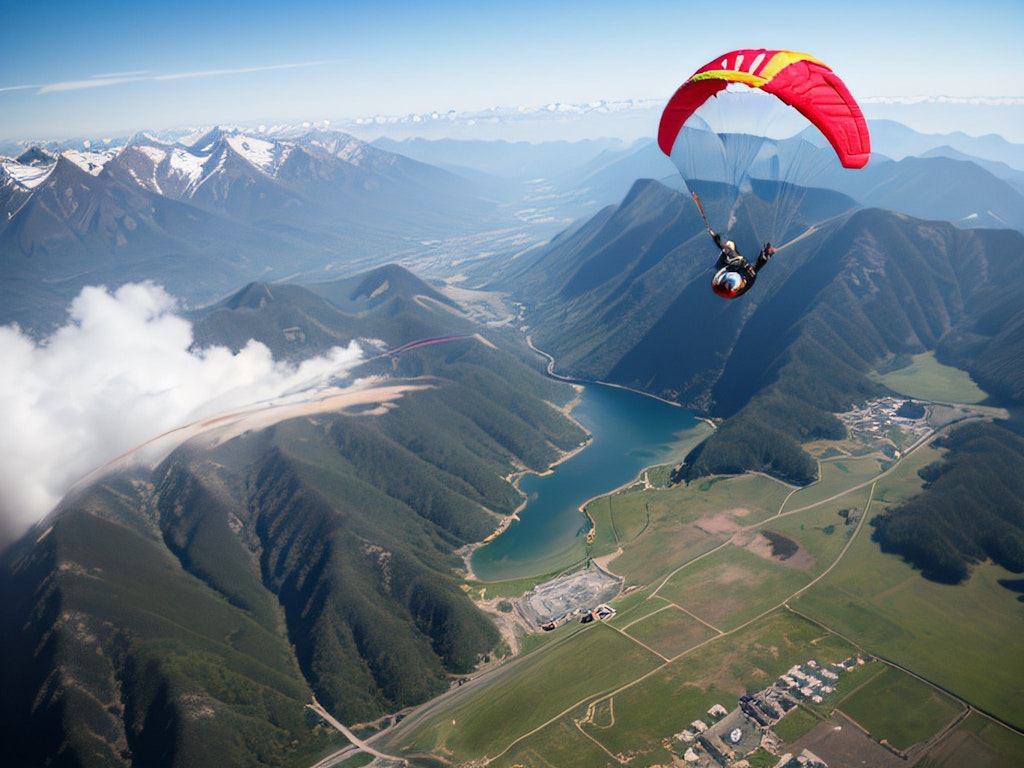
61, 148, 118, 176
1, 158, 51, 189
225, 133, 293, 176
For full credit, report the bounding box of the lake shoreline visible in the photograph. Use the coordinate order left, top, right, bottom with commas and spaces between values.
461, 338, 709, 583
458, 380, 590, 582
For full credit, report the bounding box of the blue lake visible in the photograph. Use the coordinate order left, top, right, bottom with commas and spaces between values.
470, 382, 709, 581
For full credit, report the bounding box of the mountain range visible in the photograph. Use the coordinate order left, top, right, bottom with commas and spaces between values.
373, 121, 1024, 233
5, 120, 1024, 337
494, 173, 1024, 583
502, 178, 1024, 410
0, 127, 518, 335
1, 118, 1023, 766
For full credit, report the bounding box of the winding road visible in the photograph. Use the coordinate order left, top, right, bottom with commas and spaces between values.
307, 697, 408, 767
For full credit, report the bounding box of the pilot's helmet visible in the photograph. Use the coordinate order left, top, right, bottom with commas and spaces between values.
711, 267, 745, 298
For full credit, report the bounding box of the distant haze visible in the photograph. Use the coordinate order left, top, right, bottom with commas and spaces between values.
2, 1, 1022, 143
3, 96, 1024, 149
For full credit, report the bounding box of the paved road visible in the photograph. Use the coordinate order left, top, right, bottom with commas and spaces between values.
307, 697, 408, 766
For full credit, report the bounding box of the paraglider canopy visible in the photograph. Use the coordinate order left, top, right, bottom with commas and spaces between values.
658, 49, 870, 169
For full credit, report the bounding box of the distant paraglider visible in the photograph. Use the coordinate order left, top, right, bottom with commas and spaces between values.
658, 49, 870, 299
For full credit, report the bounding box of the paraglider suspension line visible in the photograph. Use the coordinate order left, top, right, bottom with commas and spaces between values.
691, 191, 714, 236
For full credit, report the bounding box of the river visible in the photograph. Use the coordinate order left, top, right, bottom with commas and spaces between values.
470, 382, 710, 581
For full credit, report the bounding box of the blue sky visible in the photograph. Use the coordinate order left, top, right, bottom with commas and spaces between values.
2, 0, 1023, 141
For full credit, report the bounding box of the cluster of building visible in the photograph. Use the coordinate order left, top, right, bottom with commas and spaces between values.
739, 687, 797, 727
776, 659, 844, 706
666, 655, 868, 767
539, 601, 616, 631
775, 750, 828, 768
579, 603, 616, 624
836, 396, 930, 455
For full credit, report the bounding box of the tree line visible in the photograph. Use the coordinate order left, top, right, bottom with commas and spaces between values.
871, 421, 1024, 583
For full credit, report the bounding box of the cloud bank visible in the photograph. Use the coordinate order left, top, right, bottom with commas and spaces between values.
0, 281, 363, 543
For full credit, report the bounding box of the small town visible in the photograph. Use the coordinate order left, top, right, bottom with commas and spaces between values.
665, 655, 870, 768
834, 396, 931, 456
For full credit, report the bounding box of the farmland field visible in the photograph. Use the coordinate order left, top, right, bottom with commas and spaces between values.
654, 546, 814, 631
783, 457, 884, 508
388, 622, 661, 759
376, 382, 1023, 766
621, 603, 719, 659
916, 711, 1024, 768
836, 665, 964, 751
790, 436, 1024, 730
872, 351, 987, 403
588, 473, 791, 586
574, 610, 859, 762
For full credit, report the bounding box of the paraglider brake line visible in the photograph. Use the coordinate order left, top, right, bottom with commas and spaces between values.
691, 191, 714, 236
692, 190, 797, 252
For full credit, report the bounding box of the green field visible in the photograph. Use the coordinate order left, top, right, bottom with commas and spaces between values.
375, 375, 1023, 766
872, 351, 988, 403
768, 490, 870, 565
836, 665, 964, 751
917, 711, 1024, 768
587, 473, 791, 586
387, 623, 662, 759
621, 603, 719, 659
576, 610, 858, 762
791, 441, 1024, 730
771, 706, 822, 743
498, 716, 619, 768
783, 457, 885, 508
654, 545, 814, 632
792, 553, 1024, 729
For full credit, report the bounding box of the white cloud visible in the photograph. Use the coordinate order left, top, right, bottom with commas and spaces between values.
22, 61, 336, 95
0, 282, 363, 540
154, 61, 334, 82
39, 76, 148, 93
0, 83, 42, 93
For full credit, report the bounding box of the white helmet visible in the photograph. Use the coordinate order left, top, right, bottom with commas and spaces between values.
712, 267, 745, 298
723, 240, 736, 252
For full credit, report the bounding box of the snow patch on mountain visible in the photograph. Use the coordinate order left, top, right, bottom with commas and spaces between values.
226, 134, 285, 174
63, 148, 118, 175
169, 147, 206, 187
136, 145, 167, 165
2, 160, 50, 189
330, 135, 374, 164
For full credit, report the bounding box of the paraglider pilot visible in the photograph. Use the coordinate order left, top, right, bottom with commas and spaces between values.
708, 230, 774, 299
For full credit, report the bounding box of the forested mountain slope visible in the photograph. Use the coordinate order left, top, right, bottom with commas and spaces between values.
0, 267, 586, 768
511, 180, 1024, 478
507, 179, 1024, 582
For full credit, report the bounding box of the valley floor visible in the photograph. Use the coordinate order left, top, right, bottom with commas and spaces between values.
363, 390, 1021, 767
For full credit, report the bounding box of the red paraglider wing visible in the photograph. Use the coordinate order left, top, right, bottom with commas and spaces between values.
658, 49, 870, 169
